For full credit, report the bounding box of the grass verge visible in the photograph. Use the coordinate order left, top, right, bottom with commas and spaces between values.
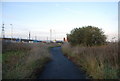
2, 42, 60, 79
61, 42, 119, 79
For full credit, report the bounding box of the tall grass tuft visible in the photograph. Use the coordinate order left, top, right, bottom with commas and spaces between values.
62, 42, 119, 79
2, 42, 60, 79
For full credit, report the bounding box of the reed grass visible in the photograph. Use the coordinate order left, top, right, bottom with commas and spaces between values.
62, 42, 119, 79
2, 42, 60, 79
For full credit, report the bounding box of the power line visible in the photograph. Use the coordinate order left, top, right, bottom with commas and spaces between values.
28, 31, 31, 43
50, 29, 52, 41
10, 24, 13, 41
2, 23, 5, 38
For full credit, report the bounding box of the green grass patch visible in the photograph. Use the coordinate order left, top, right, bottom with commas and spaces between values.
2, 50, 28, 79
2, 43, 52, 79
0, 54, 2, 63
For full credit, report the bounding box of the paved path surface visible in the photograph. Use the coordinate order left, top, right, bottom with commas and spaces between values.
39, 47, 87, 79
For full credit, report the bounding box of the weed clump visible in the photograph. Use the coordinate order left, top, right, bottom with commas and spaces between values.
62, 42, 119, 79
2, 42, 59, 79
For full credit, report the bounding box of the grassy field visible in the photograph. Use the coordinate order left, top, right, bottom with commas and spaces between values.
2, 42, 60, 79
62, 42, 119, 79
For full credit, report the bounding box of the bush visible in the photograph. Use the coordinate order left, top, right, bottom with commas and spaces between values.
67, 26, 107, 46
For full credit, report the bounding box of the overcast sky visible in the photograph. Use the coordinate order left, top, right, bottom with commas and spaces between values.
1, 2, 118, 41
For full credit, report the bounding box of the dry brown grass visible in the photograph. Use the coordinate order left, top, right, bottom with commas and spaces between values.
62, 42, 119, 79
2, 42, 60, 79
